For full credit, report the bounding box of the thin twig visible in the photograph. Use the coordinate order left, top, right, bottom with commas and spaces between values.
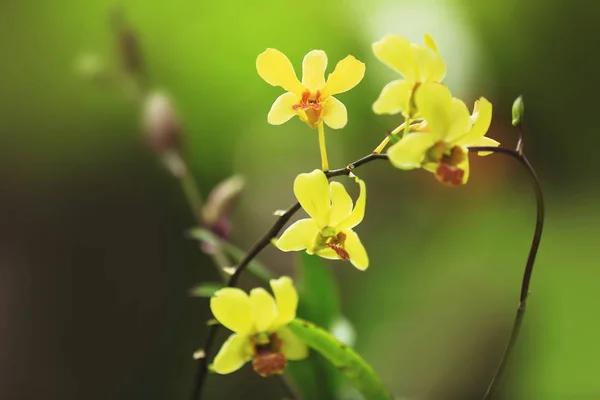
190, 153, 389, 400
468, 146, 545, 399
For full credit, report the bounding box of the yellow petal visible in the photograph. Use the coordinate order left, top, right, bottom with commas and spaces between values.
302, 50, 327, 92
250, 288, 277, 333
277, 326, 309, 360
336, 176, 366, 232
413, 83, 454, 138
344, 229, 369, 270
445, 98, 472, 143
320, 55, 365, 98
472, 136, 500, 156
211, 288, 253, 335
372, 79, 412, 115
372, 35, 416, 83
256, 48, 305, 95
276, 218, 319, 252
387, 132, 437, 170
321, 96, 347, 129
267, 92, 300, 125
458, 155, 470, 185
422, 34, 446, 82
270, 276, 298, 329
294, 170, 331, 228
329, 182, 353, 228
315, 246, 340, 260
455, 97, 493, 146
212, 333, 253, 374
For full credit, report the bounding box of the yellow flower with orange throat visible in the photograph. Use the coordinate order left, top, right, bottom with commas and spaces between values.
387, 83, 499, 186
372, 34, 446, 118
275, 170, 369, 270
210, 277, 308, 376
256, 49, 365, 129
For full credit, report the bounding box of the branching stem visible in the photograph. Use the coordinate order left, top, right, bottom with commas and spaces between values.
190, 153, 389, 400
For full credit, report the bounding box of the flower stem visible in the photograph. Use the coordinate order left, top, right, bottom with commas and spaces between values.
468, 145, 545, 399
317, 121, 329, 171
372, 121, 408, 154
179, 167, 204, 225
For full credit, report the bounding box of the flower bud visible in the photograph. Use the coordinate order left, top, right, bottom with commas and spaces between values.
142, 91, 182, 154
201, 175, 245, 242
512, 95, 524, 126
111, 11, 144, 76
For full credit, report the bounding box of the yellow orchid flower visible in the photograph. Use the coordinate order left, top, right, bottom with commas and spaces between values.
387, 83, 499, 186
372, 34, 446, 118
256, 49, 365, 130
275, 170, 369, 270
210, 277, 308, 376
257, 49, 365, 171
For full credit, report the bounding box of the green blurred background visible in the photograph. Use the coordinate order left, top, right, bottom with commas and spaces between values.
1, 0, 598, 398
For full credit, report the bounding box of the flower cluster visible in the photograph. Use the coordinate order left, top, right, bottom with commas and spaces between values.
209, 33, 500, 378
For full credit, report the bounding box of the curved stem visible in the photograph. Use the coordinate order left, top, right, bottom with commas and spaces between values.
190, 152, 389, 400
468, 146, 545, 399
373, 122, 406, 154
317, 121, 329, 172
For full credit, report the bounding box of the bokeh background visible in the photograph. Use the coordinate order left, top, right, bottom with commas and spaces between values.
1, 0, 599, 399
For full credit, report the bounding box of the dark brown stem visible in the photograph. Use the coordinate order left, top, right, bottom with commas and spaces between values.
468, 146, 545, 399
190, 153, 389, 400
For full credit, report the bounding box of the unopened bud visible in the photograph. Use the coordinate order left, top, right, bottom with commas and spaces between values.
512, 95, 524, 126
112, 11, 144, 76
142, 91, 182, 154
201, 175, 245, 241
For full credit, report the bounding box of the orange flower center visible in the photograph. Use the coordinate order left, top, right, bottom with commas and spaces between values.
324, 232, 349, 260
431, 144, 467, 187
252, 333, 286, 377
293, 90, 323, 128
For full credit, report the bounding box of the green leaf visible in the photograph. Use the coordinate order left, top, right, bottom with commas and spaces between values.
288, 319, 392, 400
296, 253, 341, 328
188, 228, 272, 282
188, 282, 223, 297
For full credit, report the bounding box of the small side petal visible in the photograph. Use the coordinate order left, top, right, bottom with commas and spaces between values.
446, 98, 472, 144
302, 50, 328, 92
321, 96, 348, 129
276, 219, 319, 252
336, 176, 366, 232
211, 289, 254, 335
212, 333, 253, 374
270, 276, 298, 329
294, 170, 331, 228
372, 35, 416, 82
250, 288, 277, 333
343, 230, 369, 270
267, 92, 300, 125
320, 55, 365, 98
372, 79, 412, 115
472, 136, 500, 156
278, 326, 309, 360
329, 182, 353, 227
422, 34, 446, 82
387, 132, 437, 170
458, 156, 470, 185
257, 49, 305, 95
456, 97, 493, 146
